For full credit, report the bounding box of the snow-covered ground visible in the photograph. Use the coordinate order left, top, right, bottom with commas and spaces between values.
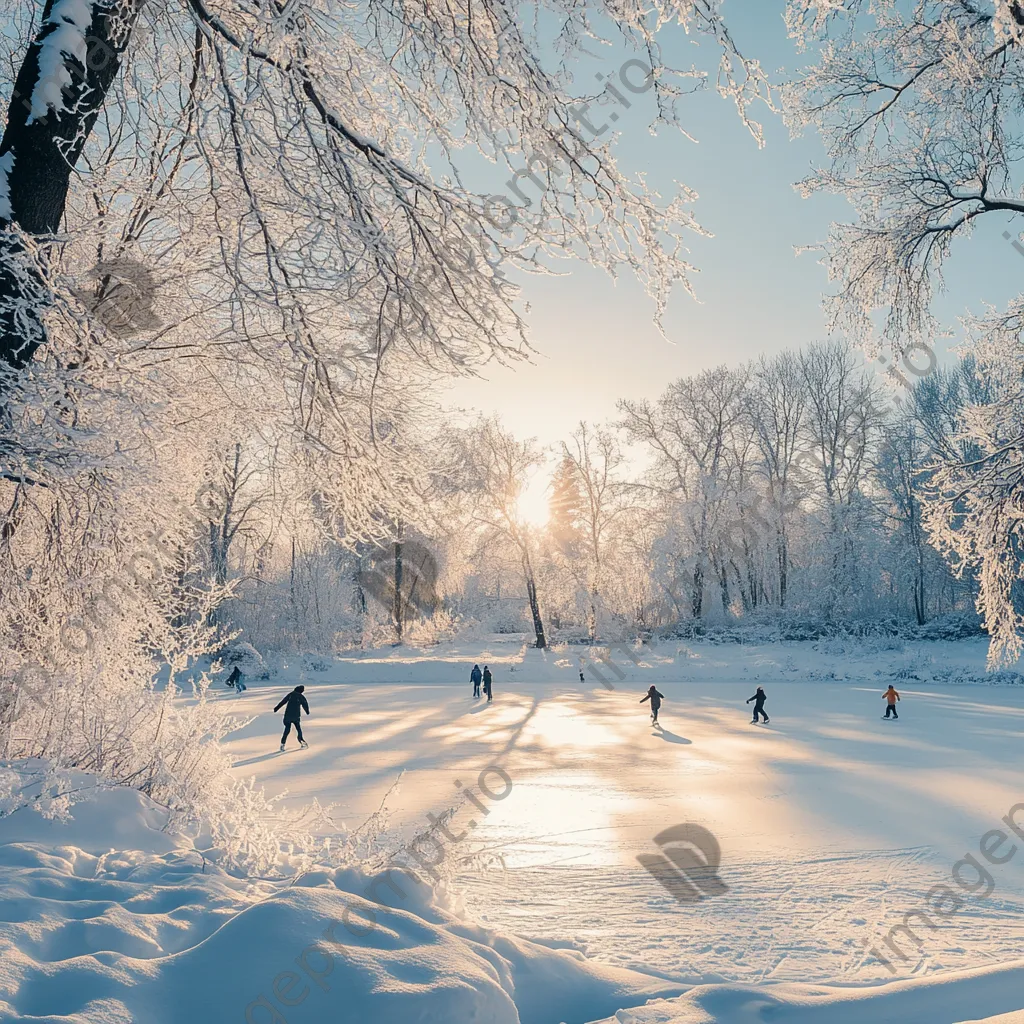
3, 637, 1024, 1022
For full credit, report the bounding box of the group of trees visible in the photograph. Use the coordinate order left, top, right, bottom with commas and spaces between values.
197, 340, 987, 656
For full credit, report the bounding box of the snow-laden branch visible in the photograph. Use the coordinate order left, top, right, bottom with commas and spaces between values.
27, 0, 93, 125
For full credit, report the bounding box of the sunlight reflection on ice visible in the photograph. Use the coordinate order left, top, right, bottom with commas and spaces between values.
466, 771, 637, 869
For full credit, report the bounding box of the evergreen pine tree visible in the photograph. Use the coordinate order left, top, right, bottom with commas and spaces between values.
549, 456, 583, 555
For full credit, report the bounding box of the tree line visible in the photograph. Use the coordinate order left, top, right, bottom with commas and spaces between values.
198, 339, 987, 654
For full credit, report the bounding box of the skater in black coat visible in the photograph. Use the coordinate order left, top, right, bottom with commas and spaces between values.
482, 666, 493, 702
275, 685, 309, 750
746, 686, 769, 723
640, 685, 665, 723
471, 664, 482, 698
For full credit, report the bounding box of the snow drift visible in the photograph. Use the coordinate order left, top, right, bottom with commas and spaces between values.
0, 767, 686, 1024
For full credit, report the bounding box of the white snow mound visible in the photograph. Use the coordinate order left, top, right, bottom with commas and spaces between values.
586, 967, 1024, 1024
0, 765, 685, 1024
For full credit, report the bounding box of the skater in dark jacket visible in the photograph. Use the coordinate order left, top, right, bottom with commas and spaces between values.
471, 664, 482, 698
640, 685, 665, 723
482, 666, 493, 702
883, 685, 900, 719
275, 685, 309, 750
227, 666, 247, 693
746, 686, 769, 723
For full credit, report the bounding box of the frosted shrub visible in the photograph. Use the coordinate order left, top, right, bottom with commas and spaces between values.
489, 607, 530, 634
405, 609, 461, 647
216, 641, 268, 678
0, 465, 309, 871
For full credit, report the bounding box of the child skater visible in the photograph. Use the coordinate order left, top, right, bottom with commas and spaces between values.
883, 685, 900, 719
746, 686, 769, 724
640, 684, 665, 724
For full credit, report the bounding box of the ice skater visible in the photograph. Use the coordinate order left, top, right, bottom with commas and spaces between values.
746, 685, 769, 723
471, 664, 482, 698
227, 666, 247, 693
275, 684, 309, 750
482, 665, 493, 702
640, 684, 665, 724
883, 685, 900, 719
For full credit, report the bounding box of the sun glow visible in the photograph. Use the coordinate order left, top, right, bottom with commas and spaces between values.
516, 470, 551, 528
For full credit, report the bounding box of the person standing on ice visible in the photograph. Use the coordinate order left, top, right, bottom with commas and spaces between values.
746, 686, 769, 723
640, 684, 665, 724
482, 665, 493, 702
883, 685, 900, 719
227, 666, 247, 693
471, 664, 482, 698
275, 685, 309, 750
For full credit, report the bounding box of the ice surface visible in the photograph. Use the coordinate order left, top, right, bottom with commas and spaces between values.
3, 638, 1024, 1022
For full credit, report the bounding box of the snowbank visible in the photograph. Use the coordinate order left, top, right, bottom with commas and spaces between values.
4, 769, 1023, 1024
0, 764, 686, 1024
585, 964, 1024, 1024
960, 1014, 1024, 1024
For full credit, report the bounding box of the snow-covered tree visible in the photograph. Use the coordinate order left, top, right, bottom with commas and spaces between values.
749, 351, 806, 607
0, 0, 771, 397
919, 333, 1024, 664
548, 455, 584, 558
557, 422, 628, 639
783, 0, 1024, 359
620, 365, 749, 617
451, 417, 548, 648
784, 0, 1024, 655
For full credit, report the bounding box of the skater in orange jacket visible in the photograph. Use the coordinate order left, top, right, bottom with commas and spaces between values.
883, 685, 900, 719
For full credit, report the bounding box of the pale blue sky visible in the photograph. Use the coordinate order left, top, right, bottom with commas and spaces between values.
444, 0, 1024, 448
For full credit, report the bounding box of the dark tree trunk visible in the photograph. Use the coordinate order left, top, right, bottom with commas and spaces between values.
777, 531, 788, 608
289, 535, 296, 622
0, 0, 142, 374
914, 535, 927, 626
521, 549, 546, 649
730, 558, 751, 614
716, 555, 730, 613
747, 557, 759, 611
393, 539, 403, 642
